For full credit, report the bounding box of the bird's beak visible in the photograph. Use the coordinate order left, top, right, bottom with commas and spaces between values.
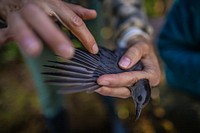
127, 85, 143, 121
135, 103, 142, 121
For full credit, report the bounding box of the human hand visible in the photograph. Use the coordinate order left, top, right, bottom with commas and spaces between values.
96, 40, 161, 98
0, 0, 98, 58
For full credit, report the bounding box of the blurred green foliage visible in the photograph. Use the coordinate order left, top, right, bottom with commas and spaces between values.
0, 84, 45, 133
145, 0, 173, 17
0, 42, 22, 65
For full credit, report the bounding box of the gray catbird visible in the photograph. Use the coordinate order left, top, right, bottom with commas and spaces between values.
43, 47, 151, 120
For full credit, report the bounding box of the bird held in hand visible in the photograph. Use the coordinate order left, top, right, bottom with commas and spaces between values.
43, 47, 151, 120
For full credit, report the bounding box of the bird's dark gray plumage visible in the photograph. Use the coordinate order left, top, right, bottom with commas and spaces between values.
43, 47, 151, 120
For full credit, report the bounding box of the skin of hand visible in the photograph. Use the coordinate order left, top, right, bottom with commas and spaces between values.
0, 0, 98, 58
96, 40, 161, 98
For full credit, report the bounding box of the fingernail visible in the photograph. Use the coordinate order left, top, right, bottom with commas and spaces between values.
58, 44, 74, 58
98, 81, 109, 86
119, 57, 131, 68
92, 43, 98, 54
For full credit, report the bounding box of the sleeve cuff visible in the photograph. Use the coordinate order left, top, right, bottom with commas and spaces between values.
117, 27, 151, 48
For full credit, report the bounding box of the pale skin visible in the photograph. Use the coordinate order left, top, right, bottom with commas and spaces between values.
0, 0, 160, 98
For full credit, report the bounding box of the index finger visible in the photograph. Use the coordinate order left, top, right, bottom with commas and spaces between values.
97, 71, 148, 87
51, 4, 98, 54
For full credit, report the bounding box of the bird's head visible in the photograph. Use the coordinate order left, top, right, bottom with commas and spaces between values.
128, 79, 151, 120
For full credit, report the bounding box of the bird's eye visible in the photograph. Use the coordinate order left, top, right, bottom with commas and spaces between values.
137, 95, 142, 102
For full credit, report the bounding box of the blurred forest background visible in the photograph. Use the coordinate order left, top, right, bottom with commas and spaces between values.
1, 0, 200, 133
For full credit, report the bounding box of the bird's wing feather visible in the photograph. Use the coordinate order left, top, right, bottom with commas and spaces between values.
58, 84, 100, 93
43, 48, 100, 93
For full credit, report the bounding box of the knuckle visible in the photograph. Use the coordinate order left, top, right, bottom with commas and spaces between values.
127, 72, 137, 85
70, 15, 84, 27
131, 77, 138, 85
130, 47, 141, 57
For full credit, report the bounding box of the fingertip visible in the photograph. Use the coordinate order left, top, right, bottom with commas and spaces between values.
56, 44, 74, 58
20, 38, 43, 57
90, 9, 97, 18
82, 9, 97, 20
28, 43, 43, 57
120, 46, 143, 69
92, 43, 99, 54
119, 56, 131, 69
